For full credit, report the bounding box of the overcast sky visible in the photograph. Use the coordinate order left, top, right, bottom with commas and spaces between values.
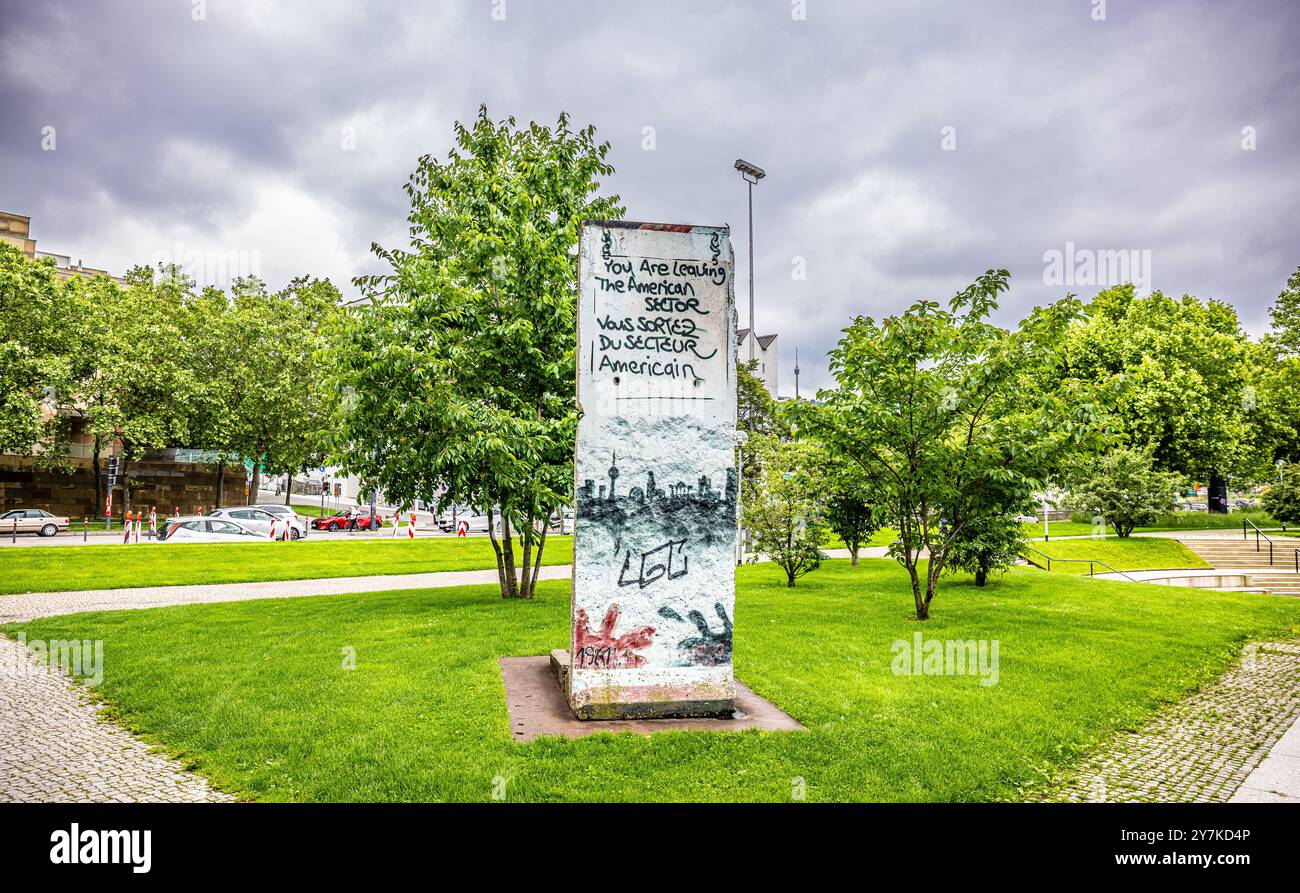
2, 0, 1297, 394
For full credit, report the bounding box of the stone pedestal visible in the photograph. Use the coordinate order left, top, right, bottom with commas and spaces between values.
568, 220, 737, 720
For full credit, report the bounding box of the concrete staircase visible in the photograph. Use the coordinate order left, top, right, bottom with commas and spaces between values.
1242, 574, 1300, 597
1178, 537, 1300, 596
1178, 538, 1290, 570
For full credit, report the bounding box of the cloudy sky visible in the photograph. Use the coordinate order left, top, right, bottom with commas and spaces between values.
2, 0, 1297, 393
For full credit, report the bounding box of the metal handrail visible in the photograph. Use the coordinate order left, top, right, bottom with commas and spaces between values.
1021, 545, 1140, 583
1243, 517, 1275, 566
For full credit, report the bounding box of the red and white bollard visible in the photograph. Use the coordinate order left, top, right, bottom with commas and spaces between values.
149, 506, 157, 541
268, 516, 279, 540
456, 518, 469, 538
407, 512, 416, 539
123, 511, 133, 544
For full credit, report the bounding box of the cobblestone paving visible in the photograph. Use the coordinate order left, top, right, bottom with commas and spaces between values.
1036, 641, 1300, 802
0, 634, 235, 802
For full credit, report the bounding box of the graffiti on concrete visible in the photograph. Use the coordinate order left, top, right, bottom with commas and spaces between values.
657, 603, 733, 667
573, 605, 655, 669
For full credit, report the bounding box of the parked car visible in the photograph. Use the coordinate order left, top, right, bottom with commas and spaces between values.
209, 506, 296, 540
0, 508, 70, 537
248, 504, 310, 539
159, 516, 264, 543
311, 510, 384, 532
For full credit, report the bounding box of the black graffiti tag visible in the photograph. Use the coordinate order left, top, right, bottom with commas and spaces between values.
618, 539, 688, 589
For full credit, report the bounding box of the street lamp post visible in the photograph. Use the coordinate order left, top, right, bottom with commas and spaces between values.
734, 159, 766, 366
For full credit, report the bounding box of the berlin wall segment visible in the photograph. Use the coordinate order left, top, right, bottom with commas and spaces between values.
568, 220, 738, 720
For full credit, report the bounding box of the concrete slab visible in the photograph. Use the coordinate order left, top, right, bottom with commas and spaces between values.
499, 655, 804, 742
1227, 785, 1292, 803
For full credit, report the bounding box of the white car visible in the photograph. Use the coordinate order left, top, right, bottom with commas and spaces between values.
248, 504, 310, 539
208, 507, 296, 540
159, 516, 264, 543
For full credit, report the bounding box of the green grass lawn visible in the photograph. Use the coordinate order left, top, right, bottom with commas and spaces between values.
0, 536, 573, 595
1024, 537, 1210, 574
10, 559, 1297, 802
1021, 512, 1282, 542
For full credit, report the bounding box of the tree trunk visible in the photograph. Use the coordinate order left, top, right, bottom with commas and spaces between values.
786, 566, 796, 587
248, 456, 262, 506
526, 525, 547, 599
500, 515, 519, 598
906, 559, 928, 620
850, 545, 860, 567
975, 566, 987, 587
284, 473, 293, 506
215, 464, 225, 508
487, 507, 522, 599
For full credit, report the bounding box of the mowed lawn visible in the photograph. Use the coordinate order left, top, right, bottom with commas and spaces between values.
10, 559, 1299, 802
1026, 537, 1210, 574
0, 536, 573, 595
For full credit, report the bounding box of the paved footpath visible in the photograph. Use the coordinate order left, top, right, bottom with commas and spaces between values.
0, 634, 235, 802
0, 565, 575, 624
1038, 641, 1300, 802
0, 565, 574, 802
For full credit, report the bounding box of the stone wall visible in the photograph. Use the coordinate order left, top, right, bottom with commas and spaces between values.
0, 455, 246, 519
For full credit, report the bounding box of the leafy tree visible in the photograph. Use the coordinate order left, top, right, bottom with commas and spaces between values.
946, 510, 1024, 587
1063, 285, 1258, 503
328, 108, 622, 599
1268, 266, 1300, 358
823, 459, 879, 566
218, 275, 339, 504
0, 243, 76, 456
742, 435, 828, 587
83, 264, 201, 514
1262, 463, 1300, 527
796, 271, 1101, 620
1252, 268, 1300, 466
1067, 446, 1182, 538
738, 359, 785, 436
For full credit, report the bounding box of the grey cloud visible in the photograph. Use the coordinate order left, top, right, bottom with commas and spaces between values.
2, 0, 1297, 394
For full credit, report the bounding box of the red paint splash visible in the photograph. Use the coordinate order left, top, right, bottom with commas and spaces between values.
574, 605, 655, 669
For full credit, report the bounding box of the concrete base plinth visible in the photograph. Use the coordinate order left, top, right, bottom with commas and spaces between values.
550, 649, 733, 719
500, 654, 803, 742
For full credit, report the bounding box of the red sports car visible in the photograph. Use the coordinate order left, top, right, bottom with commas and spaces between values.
311, 512, 385, 531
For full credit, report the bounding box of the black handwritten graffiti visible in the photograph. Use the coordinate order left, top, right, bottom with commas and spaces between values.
658, 603, 733, 666
619, 539, 688, 589
710, 231, 721, 263
601, 229, 613, 261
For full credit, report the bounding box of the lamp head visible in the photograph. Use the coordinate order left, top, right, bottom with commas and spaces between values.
734, 158, 766, 182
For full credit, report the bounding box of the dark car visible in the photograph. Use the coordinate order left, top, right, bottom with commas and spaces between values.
311, 511, 384, 532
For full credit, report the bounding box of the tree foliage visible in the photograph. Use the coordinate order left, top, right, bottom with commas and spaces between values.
1262, 463, 1300, 527
327, 107, 622, 598
945, 511, 1024, 587
823, 459, 879, 566
1063, 285, 1261, 483
0, 243, 77, 456
1067, 446, 1183, 538
742, 435, 828, 587
795, 270, 1102, 619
